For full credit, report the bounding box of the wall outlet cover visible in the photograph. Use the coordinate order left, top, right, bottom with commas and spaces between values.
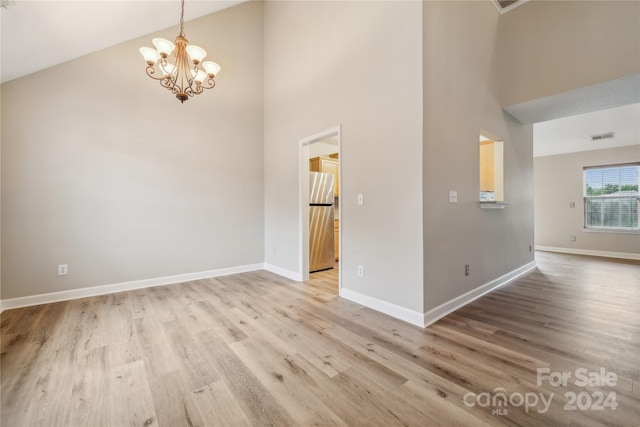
58, 264, 68, 276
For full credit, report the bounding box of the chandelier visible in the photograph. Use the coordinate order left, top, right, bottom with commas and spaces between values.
139, 0, 221, 103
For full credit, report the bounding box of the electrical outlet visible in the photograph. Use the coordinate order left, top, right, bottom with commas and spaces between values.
570, 235, 576, 242
58, 264, 68, 276
465, 264, 470, 276
449, 191, 458, 203
569, 202, 576, 208
357, 265, 364, 277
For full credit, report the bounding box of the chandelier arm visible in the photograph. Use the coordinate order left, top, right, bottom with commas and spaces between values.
159, 77, 175, 91
158, 58, 179, 86
198, 78, 215, 90
185, 83, 197, 97
190, 63, 202, 91
160, 76, 181, 98
145, 65, 168, 81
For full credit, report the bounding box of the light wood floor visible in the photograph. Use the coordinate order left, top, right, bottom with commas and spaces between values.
1, 253, 638, 426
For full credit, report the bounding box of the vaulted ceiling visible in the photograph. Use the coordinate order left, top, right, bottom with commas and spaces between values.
0, 0, 247, 83
1, 0, 532, 84
2, 0, 637, 158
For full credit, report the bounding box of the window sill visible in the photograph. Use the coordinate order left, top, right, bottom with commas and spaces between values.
480, 201, 512, 209
583, 227, 640, 235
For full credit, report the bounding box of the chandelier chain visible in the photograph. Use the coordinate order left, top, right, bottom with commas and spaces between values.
179, 0, 185, 37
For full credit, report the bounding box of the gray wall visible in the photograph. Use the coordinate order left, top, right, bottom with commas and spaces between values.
534, 145, 640, 255
422, 1, 534, 311
497, 0, 640, 108
263, 1, 425, 313
3, 0, 634, 323
1, 2, 265, 299
0, 85, 2, 301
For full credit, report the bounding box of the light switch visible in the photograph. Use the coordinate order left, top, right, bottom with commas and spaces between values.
357, 194, 364, 206
449, 191, 458, 203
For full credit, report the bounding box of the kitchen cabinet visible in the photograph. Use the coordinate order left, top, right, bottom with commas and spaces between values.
334, 220, 339, 261
479, 140, 495, 192
310, 156, 339, 197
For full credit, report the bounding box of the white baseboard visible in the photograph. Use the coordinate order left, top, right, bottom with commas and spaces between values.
423, 261, 537, 328
1, 259, 541, 333
535, 246, 640, 261
0, 263, 264, 313
339, 288, 425, 327
263, 263, 303, 282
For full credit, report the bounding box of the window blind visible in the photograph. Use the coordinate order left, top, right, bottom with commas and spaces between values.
583, 163, 639, 230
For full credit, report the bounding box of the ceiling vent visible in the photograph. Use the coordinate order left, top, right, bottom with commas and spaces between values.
492, 0, 529, 14
591, 132, 615, 141
0, 0, 15, 10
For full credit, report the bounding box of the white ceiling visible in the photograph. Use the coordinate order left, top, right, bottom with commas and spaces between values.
533, 103, 640, 157
0, 0, 247, 83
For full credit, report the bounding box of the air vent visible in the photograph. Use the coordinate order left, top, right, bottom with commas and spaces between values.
492, 0, 529, 14
498, 1, 519, 8
591, 132, 615, 141
0, 0, 15, 10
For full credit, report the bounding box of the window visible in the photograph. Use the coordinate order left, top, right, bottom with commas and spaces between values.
479, 133, 504, 202
583, 163, 639, 230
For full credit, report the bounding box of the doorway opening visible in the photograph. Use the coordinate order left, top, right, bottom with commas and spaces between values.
532, 103, 639, 259
299, 126, 341, 290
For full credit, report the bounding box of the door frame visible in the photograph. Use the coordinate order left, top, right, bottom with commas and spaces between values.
299, 125, 341, 287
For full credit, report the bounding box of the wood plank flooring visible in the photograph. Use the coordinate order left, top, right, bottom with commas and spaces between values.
1, 252, 639, 426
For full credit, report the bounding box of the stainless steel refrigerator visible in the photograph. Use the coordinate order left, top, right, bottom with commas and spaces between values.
309, 172, 335, 272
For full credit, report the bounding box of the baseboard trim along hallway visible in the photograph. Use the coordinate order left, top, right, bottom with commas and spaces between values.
263, 263, 303, 281
339, 287, 425, 327
0, 263, 265, 313
2, 261, 538, 330
423, 260, 537, 327
535, 246, 640, 260
338, 261, 536, 328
